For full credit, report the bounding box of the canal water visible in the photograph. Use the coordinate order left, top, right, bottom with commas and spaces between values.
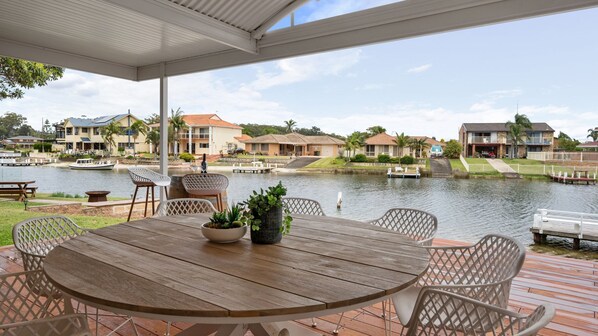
4, 166, 598, 247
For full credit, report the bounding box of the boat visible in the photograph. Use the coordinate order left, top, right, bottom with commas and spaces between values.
69, 158, 116, 170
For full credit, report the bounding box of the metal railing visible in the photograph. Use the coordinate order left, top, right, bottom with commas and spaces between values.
469, 136, 499, 143
533, 209, 598, 239
525, 139, 552, 145
180, 134, 209, 139
527, 151, 598, 162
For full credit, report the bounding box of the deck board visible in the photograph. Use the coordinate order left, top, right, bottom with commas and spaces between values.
1, 238, 596, 336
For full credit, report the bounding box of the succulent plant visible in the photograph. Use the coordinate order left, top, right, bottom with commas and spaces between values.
206, 204, 249, 229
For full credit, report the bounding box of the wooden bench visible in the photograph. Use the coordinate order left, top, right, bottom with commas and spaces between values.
0, 181, 36, 201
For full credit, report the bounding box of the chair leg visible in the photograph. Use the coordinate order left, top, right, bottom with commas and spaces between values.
164, 186, 169, 199
311, 318, 317, 327
144, 186, 150, 217
151, 185, 155, 215
333, 312, 344, 334
127, 186, 139, 222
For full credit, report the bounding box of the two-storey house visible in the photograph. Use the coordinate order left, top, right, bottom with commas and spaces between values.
54, 114, 149, 154
459, 123, 554, 158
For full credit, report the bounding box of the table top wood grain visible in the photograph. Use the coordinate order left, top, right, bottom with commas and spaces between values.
43, 214, 429, 322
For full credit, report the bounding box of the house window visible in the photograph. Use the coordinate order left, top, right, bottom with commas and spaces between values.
366, 145, 375, 156
81, 127, 88, 133
199, 143, 209, 148
117, 142, 134, 149
261, 144, 269, 151
74, 128, 79, 135
198, 128, 209, 139
94, 128, 100, 135
381, 145, 389, 154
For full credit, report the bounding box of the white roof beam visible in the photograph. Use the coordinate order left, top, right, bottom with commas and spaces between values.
138, 0, 598, 80
102, 0, 257, 54
0, 37, 137, 80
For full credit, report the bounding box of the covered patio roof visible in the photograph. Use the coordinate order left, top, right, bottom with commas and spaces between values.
2, 0, 598, 81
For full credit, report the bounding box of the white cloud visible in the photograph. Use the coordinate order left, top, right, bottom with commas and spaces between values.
250, 50, 362, 90
407, 64, 432, 74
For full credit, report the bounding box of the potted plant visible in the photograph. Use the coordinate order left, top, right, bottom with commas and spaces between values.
244, 181, 292, 244
201, 204, 249, 243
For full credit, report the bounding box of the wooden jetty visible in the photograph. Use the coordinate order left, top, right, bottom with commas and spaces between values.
548, 170, 597, 185
531, 208, 598, 249
0, 159, 48, 166
232, 162, 273, 174
387, 167, 420, 179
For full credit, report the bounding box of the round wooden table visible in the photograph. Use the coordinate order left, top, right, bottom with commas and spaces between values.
43, 214, 429, 335
85, 190, 110, 202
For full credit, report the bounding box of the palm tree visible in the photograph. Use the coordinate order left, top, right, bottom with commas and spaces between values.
145, 129, 160, 159
366, 126, 386, 136
505, 113, 532, 158
345, 131, 365, 157
410, 137, 430, 158
100, 121, 123, 156
587, 128, 598, 141
127, 120, 147, 156
284, 119, 297, 133
170, 107, 187, 156
393, 132, 410, 157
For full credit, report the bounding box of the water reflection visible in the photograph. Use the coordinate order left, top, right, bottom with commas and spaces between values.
8, 166, 598, 248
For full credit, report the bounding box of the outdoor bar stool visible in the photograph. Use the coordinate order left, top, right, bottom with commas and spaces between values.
128, 167, 171, 221
182, 173, 229, 211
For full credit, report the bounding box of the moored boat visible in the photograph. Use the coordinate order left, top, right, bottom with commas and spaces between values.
69, 158, 116, 170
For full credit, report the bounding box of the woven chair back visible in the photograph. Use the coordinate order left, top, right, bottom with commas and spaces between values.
282, 197, 325, 216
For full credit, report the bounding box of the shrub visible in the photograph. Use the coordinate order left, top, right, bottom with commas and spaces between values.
443, 140, 462, 159
33, 142, 52, 152
390, 157, 401, 164
179, 152, 194, 162
353, 154, 367, 162
400, 155, 415, 164
377, 154, 391, 163
126, 155, 134, 159
117, 147, 125, 152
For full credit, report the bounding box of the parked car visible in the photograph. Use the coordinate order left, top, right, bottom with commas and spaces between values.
227, 148, 245, 155
480, 151, 496, 158
430, 145, 443, 158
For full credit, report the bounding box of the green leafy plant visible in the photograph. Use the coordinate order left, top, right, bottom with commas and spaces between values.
206, 204, 249, 229
244, 182, 292, 235
179, 152, 194, 162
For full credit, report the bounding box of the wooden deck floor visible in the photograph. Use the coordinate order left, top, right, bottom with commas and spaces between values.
1, 238, 596, 336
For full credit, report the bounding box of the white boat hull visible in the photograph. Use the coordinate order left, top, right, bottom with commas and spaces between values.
69, 163, 115, 170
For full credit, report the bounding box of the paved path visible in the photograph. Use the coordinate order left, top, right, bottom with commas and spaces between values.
486, 159, 520, 178
429, 158, 452, 177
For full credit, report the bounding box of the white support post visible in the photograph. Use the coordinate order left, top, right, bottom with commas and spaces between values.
188, 127, 193, 154
159, 63, 169, 201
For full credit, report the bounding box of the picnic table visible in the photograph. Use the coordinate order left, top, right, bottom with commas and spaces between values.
43, 214, 429, 336
0, 181, 36, 201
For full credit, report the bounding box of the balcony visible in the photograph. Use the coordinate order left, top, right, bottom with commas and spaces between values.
525, 138, 552, 145
470, 136, 500, 144
180, 134, 209, 139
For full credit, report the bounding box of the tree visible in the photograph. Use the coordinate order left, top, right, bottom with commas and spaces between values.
100, 121, 123, 155
145, 129, 160, 159
345, 131, 365, 157
587, 128, 598, 141
145, 113, 160, 125
127, 120, 148, 156
0, 57, 63, 100
443, 140, 462, 159
366, 126, 386, 136
505, 113, 532, 158
170, 108, 187, 156
393, 132, 411, 157
284, 119, 297, 133
0, 112, 29, 139
557, 132, 580, 151
410, 137, 430, 158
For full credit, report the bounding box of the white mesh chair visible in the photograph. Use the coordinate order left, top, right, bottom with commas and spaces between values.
282, 197, 325, 216
393, 234, 526, 329
0, 270, 92, 336
403, 289, 554, 336
155, 198, 217, 217
13, 216, 88, 274
12, 216, 139, 336
182, 173, 229, 211
128, 167, 172, 221
370, 208, 438, 246
334, 208, 438, 334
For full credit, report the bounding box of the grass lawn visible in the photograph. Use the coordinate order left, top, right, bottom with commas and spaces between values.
304, 157, 347, 168
464, 158, 491, 164
449, 159, 466, 172
502, 158, 543, 165
0, 200, 124, 246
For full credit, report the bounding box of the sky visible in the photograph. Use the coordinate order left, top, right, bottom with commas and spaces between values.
1, 1, 597, 142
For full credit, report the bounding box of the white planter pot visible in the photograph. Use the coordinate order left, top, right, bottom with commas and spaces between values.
201, 223, 247, 243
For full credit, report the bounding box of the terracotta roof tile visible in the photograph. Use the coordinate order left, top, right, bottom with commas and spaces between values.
182, 114, 242, 129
